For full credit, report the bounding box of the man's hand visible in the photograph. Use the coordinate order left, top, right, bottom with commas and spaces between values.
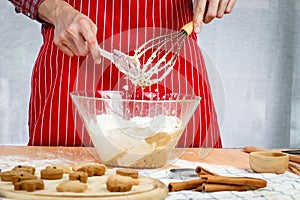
37, 0, 101, 63
193, 0, 237, 33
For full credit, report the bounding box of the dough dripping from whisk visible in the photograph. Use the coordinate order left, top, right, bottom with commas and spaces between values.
113, 26, 190, 88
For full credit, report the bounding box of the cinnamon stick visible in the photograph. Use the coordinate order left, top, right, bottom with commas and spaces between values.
289, 161, 300, 171
193, 185, 204, 191
170, 165, 267, 193
288, 165, 300, 176
168, 179, 206, 192
195, 166, 218, 176
202, 183, 249, 192
203, 175, 267, 188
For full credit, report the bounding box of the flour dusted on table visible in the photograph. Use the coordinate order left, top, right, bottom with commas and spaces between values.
86, 114, 183, 168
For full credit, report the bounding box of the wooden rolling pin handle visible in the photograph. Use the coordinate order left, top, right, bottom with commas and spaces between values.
289, 154, 300, 164
243, 146, 267, 153
180, 21, 194, 36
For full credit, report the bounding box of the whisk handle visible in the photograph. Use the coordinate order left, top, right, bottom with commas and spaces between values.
180, 21, 194, 36
97, 46, 114, 61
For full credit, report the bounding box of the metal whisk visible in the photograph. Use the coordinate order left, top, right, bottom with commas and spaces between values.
98, 21, 194, 87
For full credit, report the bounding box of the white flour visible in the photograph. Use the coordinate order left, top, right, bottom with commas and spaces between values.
0, 155, 68, 171
0, 152, 96, 171
87, 114, 183, 168
94, 114, 181, 138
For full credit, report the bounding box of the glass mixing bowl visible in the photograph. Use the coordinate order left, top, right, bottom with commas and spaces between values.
71, 90, 200, 168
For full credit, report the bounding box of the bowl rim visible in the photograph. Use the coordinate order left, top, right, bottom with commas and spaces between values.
70, 90, 201, 103
249, 151, 289, 158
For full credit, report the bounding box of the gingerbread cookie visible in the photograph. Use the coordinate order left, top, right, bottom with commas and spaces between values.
40, 168, 64, 180
12, 174, 38, 185
12, 165, 35, 175
75, 164, 106, 177
14, 179, 44, 192
106, 174, 139, 192
76, 165, 93, 177
0, 170, 31, 182
72, 164, 106, 171
69, 171, 88, 183
46, 165, 70, 174
116, 169, 139, 179
56, 180, 87, 193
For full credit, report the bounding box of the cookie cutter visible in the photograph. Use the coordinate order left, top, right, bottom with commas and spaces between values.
169, 168, 199, 179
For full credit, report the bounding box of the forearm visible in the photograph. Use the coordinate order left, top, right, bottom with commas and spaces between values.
8, 0, 45, 20
37, 0, 76, 25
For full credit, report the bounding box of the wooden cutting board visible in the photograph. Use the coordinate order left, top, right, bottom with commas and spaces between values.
0, 170, 168, 200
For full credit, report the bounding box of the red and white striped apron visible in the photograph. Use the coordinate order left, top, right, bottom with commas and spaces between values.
29, 0, 222, 148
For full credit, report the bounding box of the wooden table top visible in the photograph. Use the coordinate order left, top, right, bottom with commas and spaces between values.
0, 146, 250, 169
1, 146, 300, 200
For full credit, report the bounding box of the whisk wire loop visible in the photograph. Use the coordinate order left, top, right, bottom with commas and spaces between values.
103, 21, 193, 87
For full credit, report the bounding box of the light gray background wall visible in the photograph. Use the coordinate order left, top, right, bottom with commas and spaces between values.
199, 0, 300, 148
0, 1, 42, 145
0, 0, 299, 147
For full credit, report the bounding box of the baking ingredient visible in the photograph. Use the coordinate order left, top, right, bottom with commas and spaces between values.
87, 114, 183, 168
